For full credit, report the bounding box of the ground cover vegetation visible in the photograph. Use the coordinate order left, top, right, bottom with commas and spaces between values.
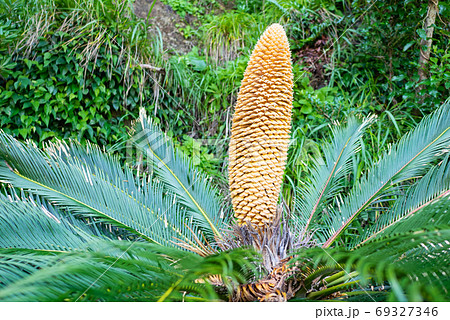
0, 0, 449, 301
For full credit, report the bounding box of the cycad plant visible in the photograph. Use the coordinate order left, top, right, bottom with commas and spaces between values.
1, 24, 450, 302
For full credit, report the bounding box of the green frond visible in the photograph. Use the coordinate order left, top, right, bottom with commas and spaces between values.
0, 242, 259, 301
322, 102, 450, 247
382, 188, 450, 236
0, 249, 61, 289
131, 109, 227, 243
355, 227, 450, 301
0, 247, 176, 301
352, 154, 450, 247
0, 189, 105, 252
0, 132, 205, 252
291, 227, 450, 301
293, 116, 373, 235
307, 279, 362, 300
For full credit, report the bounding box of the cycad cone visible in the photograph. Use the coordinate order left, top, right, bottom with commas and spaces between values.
229, 24, 293, 228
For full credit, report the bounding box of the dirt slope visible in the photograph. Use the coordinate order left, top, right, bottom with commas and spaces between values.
133, 0, 197, 54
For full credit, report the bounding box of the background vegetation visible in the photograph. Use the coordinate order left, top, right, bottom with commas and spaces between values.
2, 0, 449, 188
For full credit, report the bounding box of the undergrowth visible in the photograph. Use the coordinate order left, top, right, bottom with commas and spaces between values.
1, 0, 449, 199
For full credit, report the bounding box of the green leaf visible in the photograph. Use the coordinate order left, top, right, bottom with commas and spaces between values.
294, 116, 374, 237
132, 110, 227, 243
322, 102, 450, 248
188, 56, 207, 71
0, 190, 103, 252
0, 133, 205, 252
403, 41, 415, 52
416, 29, 427, 40
18, 128, 28, 139
0, 242, 258, 301
292, 227, 450, 301
300, 104, 313, 114
352, 154, 450, 247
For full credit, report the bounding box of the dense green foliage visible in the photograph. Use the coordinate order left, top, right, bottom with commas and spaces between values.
0, 35, 144, 144
0, 0, 153, 146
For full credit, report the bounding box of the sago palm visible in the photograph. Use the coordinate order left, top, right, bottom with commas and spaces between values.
0, 24, 450, 302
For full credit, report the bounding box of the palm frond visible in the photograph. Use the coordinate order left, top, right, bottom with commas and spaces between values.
381, 188, 450, 236
354, 227, 450, 301
0, 132, 205, 252
0, 249, 62, 289
322, 102, 450, 247
131, 109, 227, 243
0, 242, 259, 301
0, 188, 105, 252
352, 154, 450, 247
291, 227, 450, 301
293, 116, 373, 234
0, 246, 178, 301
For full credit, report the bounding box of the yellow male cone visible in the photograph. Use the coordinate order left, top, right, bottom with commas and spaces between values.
228, 24, 293, 228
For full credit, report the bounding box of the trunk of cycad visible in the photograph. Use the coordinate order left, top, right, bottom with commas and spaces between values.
228, 23, 293, 229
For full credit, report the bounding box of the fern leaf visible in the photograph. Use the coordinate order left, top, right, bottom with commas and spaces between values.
294, 116, 373, 233
0, 133, 204, 252
131, 109, 227, 243
0, 242, 259, 301
352, 154, 450, 247
322, 102, 450, 247
0, 189, 104, 252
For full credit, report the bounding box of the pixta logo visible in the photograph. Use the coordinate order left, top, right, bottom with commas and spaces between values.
126, 127, 172, 171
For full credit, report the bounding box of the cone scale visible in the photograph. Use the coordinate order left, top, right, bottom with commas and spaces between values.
228, 24, 293, 228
